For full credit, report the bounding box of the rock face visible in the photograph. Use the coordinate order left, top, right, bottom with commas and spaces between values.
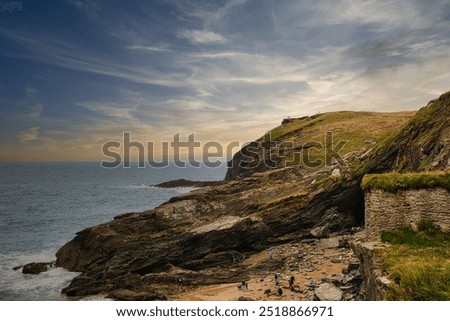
154, 179, 224, 188
351, 241, 390, 300
310, 225, 330, 238
54, 92, 450, 299
367, 91, 450, 173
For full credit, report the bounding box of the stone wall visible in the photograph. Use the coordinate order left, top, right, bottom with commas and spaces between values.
365, 188, 450, 240
350, 241, 391, 300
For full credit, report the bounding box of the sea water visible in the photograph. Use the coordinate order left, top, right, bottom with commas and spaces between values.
0, 162, 226, 300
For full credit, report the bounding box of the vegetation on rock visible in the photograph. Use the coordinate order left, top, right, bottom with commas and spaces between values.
379, 221, 450, 300
226, 111, 414, 180
362, 171, 450, 192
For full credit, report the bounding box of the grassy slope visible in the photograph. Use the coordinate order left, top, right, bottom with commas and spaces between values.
379, 223, 450, 300
362, 171, 450, 192
262, 111, 415, 173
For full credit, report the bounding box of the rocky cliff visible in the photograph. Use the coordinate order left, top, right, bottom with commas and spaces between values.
367, 91, 450, 173
55, 91, 450, 300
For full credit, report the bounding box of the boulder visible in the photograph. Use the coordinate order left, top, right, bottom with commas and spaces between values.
331, 168, 341, 177
310, 226, 330, 238
314, 283, 343, 301
22, 262, 54, 274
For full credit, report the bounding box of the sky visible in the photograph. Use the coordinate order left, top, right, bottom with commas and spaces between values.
0, 0, 449, 161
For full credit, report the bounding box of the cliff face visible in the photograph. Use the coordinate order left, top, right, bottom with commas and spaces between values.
55, 92, 449, 299
367, 91, 450, 173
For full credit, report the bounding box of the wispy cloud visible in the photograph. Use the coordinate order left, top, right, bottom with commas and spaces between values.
0, 28, 185, 87
127, 44, 172, 52
178, 29, 227, 44
18, 127, 40, 143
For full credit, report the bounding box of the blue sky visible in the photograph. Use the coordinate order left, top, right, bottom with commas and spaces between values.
1, 0, 449, 160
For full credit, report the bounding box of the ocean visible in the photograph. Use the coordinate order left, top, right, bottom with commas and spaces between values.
0, 162, 226, 300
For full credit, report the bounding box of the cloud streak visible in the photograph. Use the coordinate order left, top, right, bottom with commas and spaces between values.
178, 29, 227, 44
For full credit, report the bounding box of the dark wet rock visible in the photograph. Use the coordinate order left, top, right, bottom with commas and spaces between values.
290, 285, 302, 293
107, 289, 167, 301
154, 179, 224, 188
301, 239, 318, 244
329, 275, 344, 285
342, 272, 363, 286
22, 262, 54, 274
347, 260, 361, 273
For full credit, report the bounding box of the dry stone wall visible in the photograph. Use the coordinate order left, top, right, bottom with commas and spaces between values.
365, 188, 450, 240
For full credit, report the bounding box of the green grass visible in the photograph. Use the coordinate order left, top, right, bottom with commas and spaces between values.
362, 171, 450, 192
379, 222, 450, 300
260, 111, 414, 172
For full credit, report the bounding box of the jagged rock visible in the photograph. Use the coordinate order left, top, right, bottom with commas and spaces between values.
338, 238, 350, 248
107, 289, 167, 301
154, 179, 224, 188
339, 285, 355, 291
301, 239, 317, 244
319, 237, 341, 249
377, 276, 392, 288
310, 226, 330, 238
22, 262, 54, 274
347, 260, 360, 273
314, 283, 343, 301
342, 272, 363, 286
331, 168, 341, 177
350, 241, 390, 300
329, 275, 344, 285
367, 91, 450, 173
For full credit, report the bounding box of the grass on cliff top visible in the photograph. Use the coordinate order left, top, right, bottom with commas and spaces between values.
263, 111, 414, 171
379, 222, 450, 301
268, 111, 413, 147
361, 171, 450, 192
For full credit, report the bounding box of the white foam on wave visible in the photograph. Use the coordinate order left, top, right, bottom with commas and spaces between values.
0, 249, 79, 301
173, 187, 196, 193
